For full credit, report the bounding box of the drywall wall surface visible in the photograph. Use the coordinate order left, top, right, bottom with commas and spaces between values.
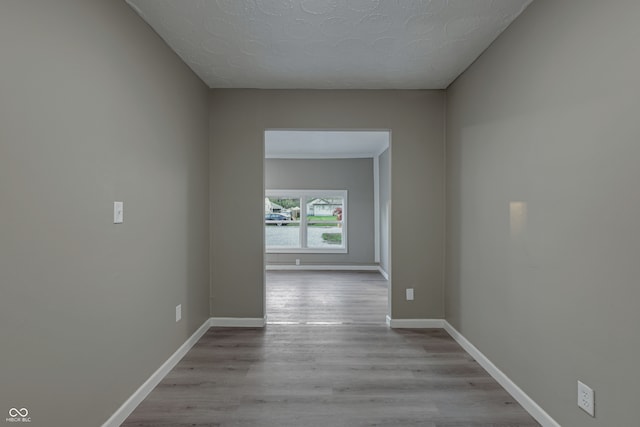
446, 0, 640, 425
210, 90, 445, 319
265, 158, 374, 265
379, 148, 391, 275
0, 1, 210, 426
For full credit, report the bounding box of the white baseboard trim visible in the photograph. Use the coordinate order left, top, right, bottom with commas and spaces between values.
103, 315, 558, 427
386, 316, 445, 328
377, 267, 389, 280
102, 318, 211, 427
266, 264, 380, 271
442, 321, 561, 427
210, 317, 266, 327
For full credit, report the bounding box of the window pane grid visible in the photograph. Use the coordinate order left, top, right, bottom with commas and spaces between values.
266, 191, 346, 252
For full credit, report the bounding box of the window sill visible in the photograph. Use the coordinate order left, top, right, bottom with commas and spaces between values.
266, 248, 348, 254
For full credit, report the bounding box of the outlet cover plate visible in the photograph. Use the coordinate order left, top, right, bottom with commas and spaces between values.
578, 380, 594, 416
406, 288, 414, 301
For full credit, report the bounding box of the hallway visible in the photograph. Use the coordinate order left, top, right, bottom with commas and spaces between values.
123, 271, 539, 426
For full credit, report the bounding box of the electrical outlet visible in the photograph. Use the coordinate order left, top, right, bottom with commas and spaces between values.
175, 304, 182, 322
578, 380, 594, 416
295, 259, 300, 266
406, 288, 414, 301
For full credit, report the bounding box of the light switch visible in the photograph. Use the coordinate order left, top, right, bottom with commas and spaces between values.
114, 201, 124, 224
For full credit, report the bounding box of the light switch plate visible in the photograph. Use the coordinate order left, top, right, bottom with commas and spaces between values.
176, 304, 182, 322
114, 201, 124, 224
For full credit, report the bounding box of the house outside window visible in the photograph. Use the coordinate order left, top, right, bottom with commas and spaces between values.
265, 190, 347, 253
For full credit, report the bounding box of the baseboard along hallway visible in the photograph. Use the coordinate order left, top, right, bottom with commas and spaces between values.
122, 272, 539, 426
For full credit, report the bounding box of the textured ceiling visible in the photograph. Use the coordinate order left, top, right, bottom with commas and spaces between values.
126, 0, 533, 89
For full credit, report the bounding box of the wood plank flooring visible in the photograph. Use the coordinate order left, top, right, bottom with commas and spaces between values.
122, 271, 539, 427
266, 270, 388, 325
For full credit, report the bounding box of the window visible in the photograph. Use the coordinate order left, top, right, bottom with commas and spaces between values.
265, 190, 347, 253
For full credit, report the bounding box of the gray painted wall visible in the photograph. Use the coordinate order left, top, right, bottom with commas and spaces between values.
379, 148, 391, 275
210, 90, 445, 320
265, 158, 374, 265
446, 0, 640, 425
0, 1, 210, 426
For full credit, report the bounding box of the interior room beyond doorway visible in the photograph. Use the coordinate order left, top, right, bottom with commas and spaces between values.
264, 130, 391, 323
266, 270, 388, 325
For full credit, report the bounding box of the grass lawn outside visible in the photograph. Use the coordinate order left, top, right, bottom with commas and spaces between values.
307, 215, 339, 227
321, 232, 342, 244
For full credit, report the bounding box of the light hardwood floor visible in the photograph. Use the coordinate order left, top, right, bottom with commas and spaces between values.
122, 271, 539, 427
266, 270, 388, 325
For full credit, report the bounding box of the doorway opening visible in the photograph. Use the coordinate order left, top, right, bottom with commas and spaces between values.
263, 130, 391, 325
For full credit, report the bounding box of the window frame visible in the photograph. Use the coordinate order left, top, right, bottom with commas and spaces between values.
265, 189, 348, 254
